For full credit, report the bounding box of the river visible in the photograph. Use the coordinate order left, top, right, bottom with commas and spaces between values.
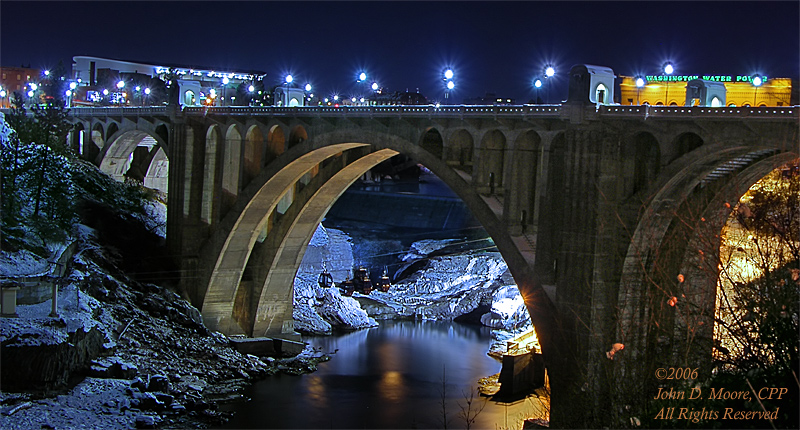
220, 320, 546, 429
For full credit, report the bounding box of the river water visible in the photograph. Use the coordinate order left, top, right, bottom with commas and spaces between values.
220, 320, 545, 429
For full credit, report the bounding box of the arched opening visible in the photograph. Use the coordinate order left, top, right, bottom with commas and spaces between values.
710, 97, 722, 107
107, 123, 119, 142
669, 132, 704, 164
623, 132, 660, 197
446, 129, 474, 173
595, 83, 608, 104
143, 147, 168, 194
535, 132, 566, 285
420, 127, 444, 159
90, 124, 104, 166
195, 133, 556, 426
288, 97, 300, 107
71, 123, 86, 156
715, 158, 799, 371
244, 125, 264, 186
478, 130, 506, 195
155, 124, 169, 145
201, 125, 222, 224
287, 125, 308, 149
266, 124, 286, 165
99, 130, 167, 187
184, 90, 196, 106
201, 135, 549, 341
221, 125, 243, 218
615, 149, 799, 425
508, 130, 541, 233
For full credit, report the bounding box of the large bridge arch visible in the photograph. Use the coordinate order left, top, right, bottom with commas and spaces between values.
614, 144, 798, 416
197, 127, 556, 350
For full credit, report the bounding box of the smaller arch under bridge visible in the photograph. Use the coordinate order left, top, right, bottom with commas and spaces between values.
63, 103, 797, 426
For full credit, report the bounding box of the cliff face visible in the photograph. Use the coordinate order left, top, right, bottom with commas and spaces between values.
1, 322, 105, 390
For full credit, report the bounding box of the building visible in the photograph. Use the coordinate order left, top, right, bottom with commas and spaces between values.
71, 56, 267, 107
0, 66, 42, 108
618, 74, 794, 107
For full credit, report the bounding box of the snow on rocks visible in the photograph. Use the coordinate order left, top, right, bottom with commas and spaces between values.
293, 225, 377, 334
371, 252, 509, 320
481, 284, 533, 331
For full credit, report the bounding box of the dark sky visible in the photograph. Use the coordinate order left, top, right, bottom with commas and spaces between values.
2, 1, 799, 103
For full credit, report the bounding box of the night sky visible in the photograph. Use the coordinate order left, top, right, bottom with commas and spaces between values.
2, 1, 798, 103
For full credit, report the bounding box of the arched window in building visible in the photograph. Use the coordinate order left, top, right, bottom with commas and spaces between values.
184, 90, 196, 106
595, 83, 608, 104
288, 97, 300, 107
710, 97, 722, 107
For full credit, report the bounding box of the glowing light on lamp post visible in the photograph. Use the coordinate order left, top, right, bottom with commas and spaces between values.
222, 77, 230, 106
635, 76, 645, 105
663, 62, 674, 105
751, 74, 763, 106
543, 65, 555, 102
443, 68, 455, 103
357, 72, 367, 82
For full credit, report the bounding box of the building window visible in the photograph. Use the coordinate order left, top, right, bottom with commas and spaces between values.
595, 83, 608, 104
710, 97, 721, 107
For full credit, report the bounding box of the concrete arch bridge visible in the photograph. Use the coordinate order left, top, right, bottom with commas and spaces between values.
64, 100, 798, 427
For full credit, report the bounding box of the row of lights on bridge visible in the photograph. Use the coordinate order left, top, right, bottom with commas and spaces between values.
4, 62, 772, 109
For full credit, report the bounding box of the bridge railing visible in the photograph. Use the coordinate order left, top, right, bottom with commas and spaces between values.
181, 104, 562, 118
599, 104, 797, 119
8, 104, 794, 121
67, 106, 169, 117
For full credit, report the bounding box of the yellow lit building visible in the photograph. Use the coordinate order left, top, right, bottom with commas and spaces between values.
618, 75, 794, 107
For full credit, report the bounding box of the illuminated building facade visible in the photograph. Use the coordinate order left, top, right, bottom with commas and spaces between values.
618, 74, 794, 107
71, 56, 267, 107
0, 66, 42, 108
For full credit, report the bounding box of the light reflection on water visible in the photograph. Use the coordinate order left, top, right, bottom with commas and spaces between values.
221, 320, 542, 429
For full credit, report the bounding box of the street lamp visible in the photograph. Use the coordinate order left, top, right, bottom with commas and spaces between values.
248, 84, 255, 106
370, 82, 378, 105
663, 62, 674, 105
116, 80, 125, 106
751, 74, 763, 106
533, 78, 543, 103
635, 76, 645, 105
0, 88, 6, 108
543, 65, 555, 103
357, 72, 367, 83
443, 68, 455, 103
144, 87, 151, 106
222, 76, 230, 106
304, 83, 312, 105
